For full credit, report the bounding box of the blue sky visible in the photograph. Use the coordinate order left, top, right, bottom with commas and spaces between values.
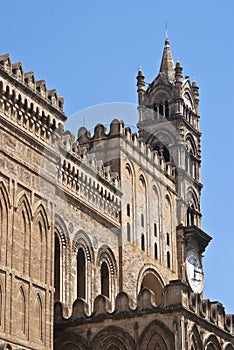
1, 1, 234, 312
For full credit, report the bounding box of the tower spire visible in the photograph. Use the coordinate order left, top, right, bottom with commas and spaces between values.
165, 21, 168, 40
159, 32, 175, 84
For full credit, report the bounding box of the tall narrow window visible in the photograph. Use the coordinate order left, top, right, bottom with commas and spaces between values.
19, 287, 26, 334
77, 248, 85, 299
141, 233, 145, 251
159, 104, 163, 117
154, 223, 157, 237
127, 203, 130, 217
54, 233, 60, 301
167, 251, 171, 268
165, 101, 169, 117
154, 243, 158, 260
141, 213, 144, 227
35, 294, 42, 341
101, 262, 109, 298
166, 233, 170, 246
127, 223, 131, 242
38, 221, 43, 282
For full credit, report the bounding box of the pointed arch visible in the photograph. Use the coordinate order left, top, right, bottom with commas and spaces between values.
35, 293, 43, 341
124, 161, 135, 244
54, 214, 70, 305
223, 344, 234, 350
97, 246, 117, 304
18, 286, 26, 334
164, 194, 173, 270
152, 184, 161, 260
137, 265, 165, 305
190, 324, 202, 350
137, 319, 174, 349
96, 246, 117, 276
72, 230, 94, 262
15, 193, 32, 219
185, 133, 197, 155
0, 181, 10, 264
54, 332, 88, 350
164, 194, 172, 238
72, 230, 94, 304
204, 334, 221, 350
54, 214, 70, 248
13, 195, 31, 273
91, 325, 135, 350
186, 188, 200, 226
33, 203, 49, 229
54, 231, 61, 301
0, 181, 11, 209
31, 205, 48, 283
77, 247, 86, 299
187, 187, 199, 210
138, 172, 148, 251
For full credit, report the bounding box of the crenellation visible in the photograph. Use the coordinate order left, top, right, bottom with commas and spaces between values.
0, 38, 233, 350
54, 285, 234, 346
0, 54, 65, 120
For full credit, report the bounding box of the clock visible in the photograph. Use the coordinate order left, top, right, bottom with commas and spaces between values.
186, 250, 204, 294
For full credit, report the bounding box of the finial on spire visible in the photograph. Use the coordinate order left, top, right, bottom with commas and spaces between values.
166, 21, 168, 40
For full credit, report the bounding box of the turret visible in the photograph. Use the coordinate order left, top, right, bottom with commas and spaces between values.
192, 79, 200, 106
175, 60, 183, 92
136, 67, 145, 105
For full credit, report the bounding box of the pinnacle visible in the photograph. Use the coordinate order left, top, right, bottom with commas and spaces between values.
159, 38, 175, 84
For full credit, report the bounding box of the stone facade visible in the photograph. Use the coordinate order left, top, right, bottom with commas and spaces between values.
0, 39, 233, 350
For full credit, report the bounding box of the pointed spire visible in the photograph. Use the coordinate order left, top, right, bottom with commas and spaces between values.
159, 35, 175, 84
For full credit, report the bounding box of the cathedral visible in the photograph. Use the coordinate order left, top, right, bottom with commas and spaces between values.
0, 37, 233, 350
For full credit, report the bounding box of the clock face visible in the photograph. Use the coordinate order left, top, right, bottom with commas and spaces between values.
186, 250, 204, 294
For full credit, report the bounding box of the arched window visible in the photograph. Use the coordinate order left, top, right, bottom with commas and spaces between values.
154, 223, 157, 237
127, 223, 131, 242
187, 206, 195, 226
38, 221, 44, 281
127, 203, 130, 217
141, 213, 144, 227
141, 234, 145, 251
154, 243, 158, 260
54, 233, 60, 301
18, 287, 26, 334
167, 251, 171, 268
77, 248, 85, 299
165, 101, 169, 117
35, 294, 42, 341
31, 209, 47, 284
159, 104, 163, 117
101, 262, 109, 298
166, 233, 170, 246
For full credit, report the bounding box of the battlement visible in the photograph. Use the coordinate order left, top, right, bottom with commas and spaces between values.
77, 119, 176, 180
0, 53, 66, 138
54, 129, 121, 224
55, 283, 234, 336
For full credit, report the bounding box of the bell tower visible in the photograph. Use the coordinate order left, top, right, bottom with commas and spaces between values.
137, 37, 211, 290
137, 37, 202, 227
